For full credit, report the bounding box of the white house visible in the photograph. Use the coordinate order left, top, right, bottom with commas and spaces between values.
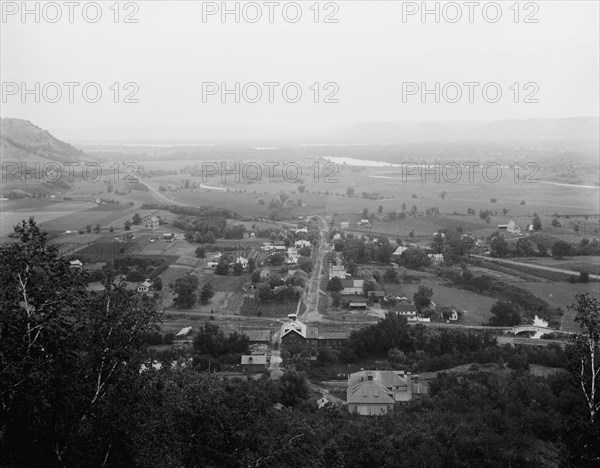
340, 222, 349, 230
137, 280, 152, 293
295, 240, 311, 248
144, 216, 160, 229
332, 233, 342, 241
235, 257, 249, 268
69, 260, 83, 269
428, 253, 444, 265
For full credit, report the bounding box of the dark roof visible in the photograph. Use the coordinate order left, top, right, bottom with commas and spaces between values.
395, 303, 417, 312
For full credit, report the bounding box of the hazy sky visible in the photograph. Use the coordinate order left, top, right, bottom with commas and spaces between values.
1, 0, 599, 137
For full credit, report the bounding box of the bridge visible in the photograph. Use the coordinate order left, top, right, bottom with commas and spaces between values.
509, 325, 557, 336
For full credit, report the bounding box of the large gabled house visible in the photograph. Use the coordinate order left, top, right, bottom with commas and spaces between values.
144, 216, 160, 229
347, 370, 424, 415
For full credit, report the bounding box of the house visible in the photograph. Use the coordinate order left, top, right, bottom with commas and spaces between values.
358, 219, 371, 227
428, 253, 444, 265
346, 373, 396, 416
332, 233, 342, 241
240, 354, 268, 373
174, 326, 193, 342
341, 278, 364, 295
498, 220, 521, 234
347, 370, 423, 415
392, 246, 410, 256
163, 233, 174, 240
368, 290, 386, 303
173, 233, 186, 241
295, 239, 311, 249
329, 264, 347, 280
394, 302, 418, 317
69, 259, 83, 269
349, 298, 368, 308
144, 216, 160, 229
137, 280, 152, 293
340, 222, 349, 230
316, 396, 331, 409
287, 247, 298, 259
234, 257, 249, 268
316, 331, 349, 348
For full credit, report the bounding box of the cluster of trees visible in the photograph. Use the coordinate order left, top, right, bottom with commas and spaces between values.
2, 220, 598, 467
171, 273, 215, 308
336, 236, 395, 264
489, 233, 600, 260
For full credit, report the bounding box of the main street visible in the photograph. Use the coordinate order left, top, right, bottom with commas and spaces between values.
299, 215, 329, 322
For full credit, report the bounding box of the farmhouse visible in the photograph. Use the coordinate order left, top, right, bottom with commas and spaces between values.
393, 302, 418, 317
280, 314, 308, 349
332, 233, 342, 241
497, 220, 521, 234
137, 280, 152, 293
240, 354, 268, 373
340, 222, 349, 230
329, 264, 347, 279
358, 219, 371, 227
69, 260, 83, 269
144, 216, 160, 229
341, 278, 364, 295
174, 326, 193, 342
295, 239, 311, 249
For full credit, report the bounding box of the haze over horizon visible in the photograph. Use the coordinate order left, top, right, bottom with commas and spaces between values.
2, 1, 599, 141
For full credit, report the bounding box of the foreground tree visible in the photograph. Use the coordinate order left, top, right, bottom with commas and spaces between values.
0, 218, 161, 467
567, 294, 600, 424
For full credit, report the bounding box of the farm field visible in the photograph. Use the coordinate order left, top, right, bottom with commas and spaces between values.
520, 255, 600, 275
0, 199, 94, 237
502, 281, 600, 332
400, 278, 497, 325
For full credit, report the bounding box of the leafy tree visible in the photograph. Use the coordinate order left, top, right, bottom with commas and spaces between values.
124, 221, 131, 231
326, 276, 343, 293
532, 213, 542, 231
384, 268, 399, 283
214, 257, 229, 276
488, 300, 521, 326
299, 246, 312, 257
413, 285, 433, 311
551, 218, 561, 228
279, 370, 309, 406
346, 187, 355, 197
195, 246, 206, 258
551, 240, 571, 259
490, 235, 509, 258
297, 257, 314, 274
152, 276, 163, 291
347, 262, 358, 276
199, 282, 215, 304
331, 292, 341, 308
94, 223, 100, 233
86, 224, 92, 233
251, 270, 261, 283
248, 258, 256, 273
579, 271, 590, 283
132, 213, 142, 225
109, 226, 114, 233
172, 273, 198, 308
270, 253, 285, 266
0, 219, 160, 466
233, 262, 244, 275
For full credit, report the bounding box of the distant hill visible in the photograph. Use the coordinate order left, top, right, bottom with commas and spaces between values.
1, 118, 86, 163
334, 117, 600, 143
